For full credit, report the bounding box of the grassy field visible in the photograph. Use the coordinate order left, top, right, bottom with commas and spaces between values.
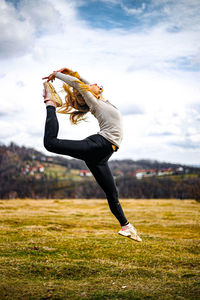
0, 199, 199, 300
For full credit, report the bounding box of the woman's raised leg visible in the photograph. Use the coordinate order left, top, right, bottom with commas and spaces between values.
44, 106, 90, 160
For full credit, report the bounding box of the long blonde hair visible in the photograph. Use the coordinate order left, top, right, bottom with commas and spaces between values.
57, 69, 98, 125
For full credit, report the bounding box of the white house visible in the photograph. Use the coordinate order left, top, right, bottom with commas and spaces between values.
80, 170, 92, 177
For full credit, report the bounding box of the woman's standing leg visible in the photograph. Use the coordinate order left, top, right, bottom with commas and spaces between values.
85, 160, 142, 241
85, 160, 128, 226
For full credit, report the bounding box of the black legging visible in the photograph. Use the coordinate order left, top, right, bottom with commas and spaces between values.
43, 106, 128, 226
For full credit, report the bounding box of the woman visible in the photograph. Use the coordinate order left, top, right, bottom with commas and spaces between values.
42, 67, 142, 242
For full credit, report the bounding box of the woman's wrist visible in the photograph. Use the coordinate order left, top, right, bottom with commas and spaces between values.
44, 99, 56, 107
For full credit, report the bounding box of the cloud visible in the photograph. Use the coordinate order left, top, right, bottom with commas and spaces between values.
18, 0, 62, 34
0, 108, 21, 118
0, 119, 20, 140
121, 2, 146, 15
0, 112, 7, 117
160, 0, 200, 31
0, 73, 6, 79
148, 131, 174, 136
170, 139, 200, 150
0, 0, 77, 59
16, 81, 25, 87
0, 0, 33, 58
121, 104, 145, 116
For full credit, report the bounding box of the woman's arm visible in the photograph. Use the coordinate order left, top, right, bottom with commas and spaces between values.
42, 68, 90, 84
79, 76, 90, 84
55, 72, 98, 110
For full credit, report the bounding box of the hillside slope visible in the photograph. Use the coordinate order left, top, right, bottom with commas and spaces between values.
0, 142, 200, 200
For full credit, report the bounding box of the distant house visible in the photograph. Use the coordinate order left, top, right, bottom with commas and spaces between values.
135, 169, 147, 179
80, 170, 92, 177
21, 164, 45, 176
135, 169, 157, 179
176, 167, 184, 174
21, 164, 30, 175
157, 168, 173, 176
145, 169, 157, 177
38, 165, 44, 172
134, 167, 176, 179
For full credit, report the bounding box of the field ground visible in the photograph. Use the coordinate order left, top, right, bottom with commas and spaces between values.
0, 199, 199, 300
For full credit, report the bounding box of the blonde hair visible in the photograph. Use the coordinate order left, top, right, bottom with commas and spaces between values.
57, 69, 98, 125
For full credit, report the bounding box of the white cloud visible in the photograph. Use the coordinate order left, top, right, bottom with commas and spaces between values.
161, 0, 200, 31
0, 0, 33, 58
121, 2, 146, 15
0, 0, 79, 59
18, 0, 61, 33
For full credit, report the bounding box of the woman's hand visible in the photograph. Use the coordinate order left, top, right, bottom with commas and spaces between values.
55, 68, 67, 73
42, 68, 71, 81
54, 68, 71, 74
42, 71, 57, 82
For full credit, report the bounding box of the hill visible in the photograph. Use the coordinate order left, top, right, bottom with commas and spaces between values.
0, 142, 200, 200
1, 141, 199, 173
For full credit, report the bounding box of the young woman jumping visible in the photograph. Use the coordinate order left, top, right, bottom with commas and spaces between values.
42, 67, 142, 242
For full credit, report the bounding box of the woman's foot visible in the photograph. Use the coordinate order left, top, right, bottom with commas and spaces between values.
118, 223, 142, 242
43, 81, 63, 107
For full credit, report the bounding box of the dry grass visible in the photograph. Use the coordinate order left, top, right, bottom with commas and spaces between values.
0, 198, 199, 299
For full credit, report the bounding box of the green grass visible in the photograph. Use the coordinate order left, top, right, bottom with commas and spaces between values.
44, 164, 92, 181
0, 199, 199, 299
44, 163, 70, 179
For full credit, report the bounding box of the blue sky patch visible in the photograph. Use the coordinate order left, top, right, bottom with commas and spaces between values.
76, 0, 156, 30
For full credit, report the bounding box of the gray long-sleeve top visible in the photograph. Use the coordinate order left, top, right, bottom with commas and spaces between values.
55, 72, 123, 148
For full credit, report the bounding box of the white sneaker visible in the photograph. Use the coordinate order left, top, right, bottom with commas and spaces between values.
118, 223, 142, 242
43, 81, 63, 107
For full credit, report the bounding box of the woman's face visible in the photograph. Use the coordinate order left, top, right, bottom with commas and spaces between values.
87, 83, 100, 95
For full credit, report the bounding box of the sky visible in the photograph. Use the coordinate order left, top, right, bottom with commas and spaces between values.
1, 0, 200, 165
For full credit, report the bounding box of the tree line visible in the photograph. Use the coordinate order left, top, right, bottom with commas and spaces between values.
1, 172, 200, 201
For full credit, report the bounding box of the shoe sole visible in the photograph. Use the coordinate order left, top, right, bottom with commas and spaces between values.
43, 82, 63, 107
118, 231, 142, 242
